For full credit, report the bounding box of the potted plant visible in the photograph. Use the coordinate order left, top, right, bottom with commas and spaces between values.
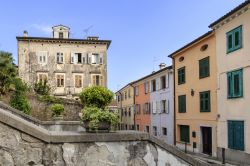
51, 103, 64, 121
79, 86, 119, 132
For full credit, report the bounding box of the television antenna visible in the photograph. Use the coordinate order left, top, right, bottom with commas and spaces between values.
83, 25, 93, 38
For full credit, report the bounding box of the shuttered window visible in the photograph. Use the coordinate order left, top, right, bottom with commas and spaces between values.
75, 75, 82, 88
200, 91, 210, 112
178, 95, 186, 113
199, 57, 210, 78
228, 121, 244, 151
151, 79, 156, 92
178, 67, 185, 85
91, 75, 103, 86
56, 53, 64, 64
227, 25, 242, 53
56, 75, 64, 87
37, 74, 48, 83
227, 69, 243, 98
180, 125, 190, 143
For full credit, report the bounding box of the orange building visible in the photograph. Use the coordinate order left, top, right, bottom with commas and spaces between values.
133, 78, 151, 132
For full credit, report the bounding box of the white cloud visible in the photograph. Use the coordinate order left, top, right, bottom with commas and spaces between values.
32, 24, 52, 34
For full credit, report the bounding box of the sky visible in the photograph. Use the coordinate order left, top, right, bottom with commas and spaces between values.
0, 0, 245, 92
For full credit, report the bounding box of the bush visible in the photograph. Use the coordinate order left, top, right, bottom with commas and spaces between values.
51, 104, 64, 117
10, 78, 31, 114
79, 86, 113, 109
81, 107, 119, 130
34, 80, 51, 95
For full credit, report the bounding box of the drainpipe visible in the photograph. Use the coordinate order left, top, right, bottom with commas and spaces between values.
172, 59, 176, 145
131, 84, 136, 130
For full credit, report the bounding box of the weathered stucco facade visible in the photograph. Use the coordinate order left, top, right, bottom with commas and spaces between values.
210, 1, 250, 164
17, 25, 111, 99
170, 32, 217, 156
116, 84, 135, 130
150, 67, 174, 145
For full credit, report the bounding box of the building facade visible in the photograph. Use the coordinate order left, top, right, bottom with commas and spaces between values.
169, 31, 217, 156
209, 1, 250, 164
149, 65, 174, 145
116, 84, 135, 130
17, 25, 111, 99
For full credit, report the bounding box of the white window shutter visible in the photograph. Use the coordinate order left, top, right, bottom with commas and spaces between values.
156, 78, 160, 90
71, 53, 75, 64
82, 53, 86, 64
166, 100, 169, 114
99, 53, 103, 64
88, 53, 92, 64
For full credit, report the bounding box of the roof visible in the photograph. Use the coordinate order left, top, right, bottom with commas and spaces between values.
52, 24, 70, 29
16, 36, 111, 49
168, 31, 213, 58
132, 65, 173, 85
116, 65, 172, 94
209, 0, 250, 28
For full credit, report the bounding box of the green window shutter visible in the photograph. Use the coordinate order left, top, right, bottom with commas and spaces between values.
227, 72, 232, 98
200, 91, 210, 112
178, 67, 185, 84
226, 25, 243, 53
178, 95, 186, 113
227, 69, 243, 98
199, 57, 210, 78
180, 125, 190, 143
228, 121, 244, 151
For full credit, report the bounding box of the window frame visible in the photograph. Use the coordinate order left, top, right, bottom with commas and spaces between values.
199, 57, 210, 79
56, 74, 65, 87
180, 125, 190, 143
227, 69, 243, 98
226, 25, 243, 54
178, 67, 185, 85
200, 91, 211, 112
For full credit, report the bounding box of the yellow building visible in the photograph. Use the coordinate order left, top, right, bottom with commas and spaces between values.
169, 31, 217, 156
116, 84, 135, 130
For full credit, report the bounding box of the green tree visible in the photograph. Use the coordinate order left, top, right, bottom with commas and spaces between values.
0, 51, 17, 95
79, 86, 114, 109
10, 78, 31, 114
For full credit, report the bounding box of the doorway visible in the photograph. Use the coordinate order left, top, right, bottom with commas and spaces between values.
201, 127, 212, 155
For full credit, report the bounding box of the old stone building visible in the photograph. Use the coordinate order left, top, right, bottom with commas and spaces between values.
17, 25, 111, 99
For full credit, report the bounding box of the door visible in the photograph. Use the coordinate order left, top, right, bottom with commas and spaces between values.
202, 127, 212, 155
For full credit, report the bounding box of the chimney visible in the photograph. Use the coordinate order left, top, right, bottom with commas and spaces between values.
159, 63, 166, 69
23, 30, 28, 37
87, 36, 99, 41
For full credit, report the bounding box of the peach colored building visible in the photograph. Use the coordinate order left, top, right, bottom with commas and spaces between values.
169, 31, 217, 156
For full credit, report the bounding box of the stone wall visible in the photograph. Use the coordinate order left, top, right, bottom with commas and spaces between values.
0, 121, 191, 166
0, 105, 209, 166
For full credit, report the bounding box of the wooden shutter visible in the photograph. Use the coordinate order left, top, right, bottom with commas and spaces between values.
99, 53, 103, 64
178, 95, 186, 113
88, 53, 92, 64
180, 125, 190, 143
71, 53, 75, 64
166, 100, 169, 114
100, 76, 103, 86
227, 72, 232, 98
82, 53, 86, 64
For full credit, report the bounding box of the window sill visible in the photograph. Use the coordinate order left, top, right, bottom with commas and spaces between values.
227, 96, 243, 99
199, 75, 210, 79
176, 141, 191, 145
226, 46, 242, 54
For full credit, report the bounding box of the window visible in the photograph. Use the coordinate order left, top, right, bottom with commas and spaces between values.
135, 104, 141, 114
227, 25, 242, 53
153, 126, 157, 136
136, 124, 140, 131
90, 53, 102, 64
92, 75, 103, 86
143, 103, 150, 114
56, 75, 64, 87
128, 89, 131, 98
75, 75, 82, 88
152, 102, 156, 114
135, 86, 139, 96
144, 82, 149, 94
178, 67, 185, 84
178, 95, 186, 113
124, 92, 127, 100
151, 80, 156, 92
161, 76, 166, 89
56, 53, 64, 64
117, 95, 120, 102
228, 121, 244, 151
180, 125, 190, 143
200, 91, 210, 112
71, 53, 86, 64
227, 69, 243, 98
128, 109, 131, 117
162, 127, 167, 136
199, 57, 210, 78
145, 126, 150, 133
161, 100, 168, 113
38, 51, 47, 64
59, 32, 63, 39
37, 74, 47, 83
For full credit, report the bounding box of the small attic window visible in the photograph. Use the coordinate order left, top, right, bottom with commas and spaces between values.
179, 56, 184, 62
200, 44, 208, 51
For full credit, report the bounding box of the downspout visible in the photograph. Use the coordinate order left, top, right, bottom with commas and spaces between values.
172, 58, 176, 145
